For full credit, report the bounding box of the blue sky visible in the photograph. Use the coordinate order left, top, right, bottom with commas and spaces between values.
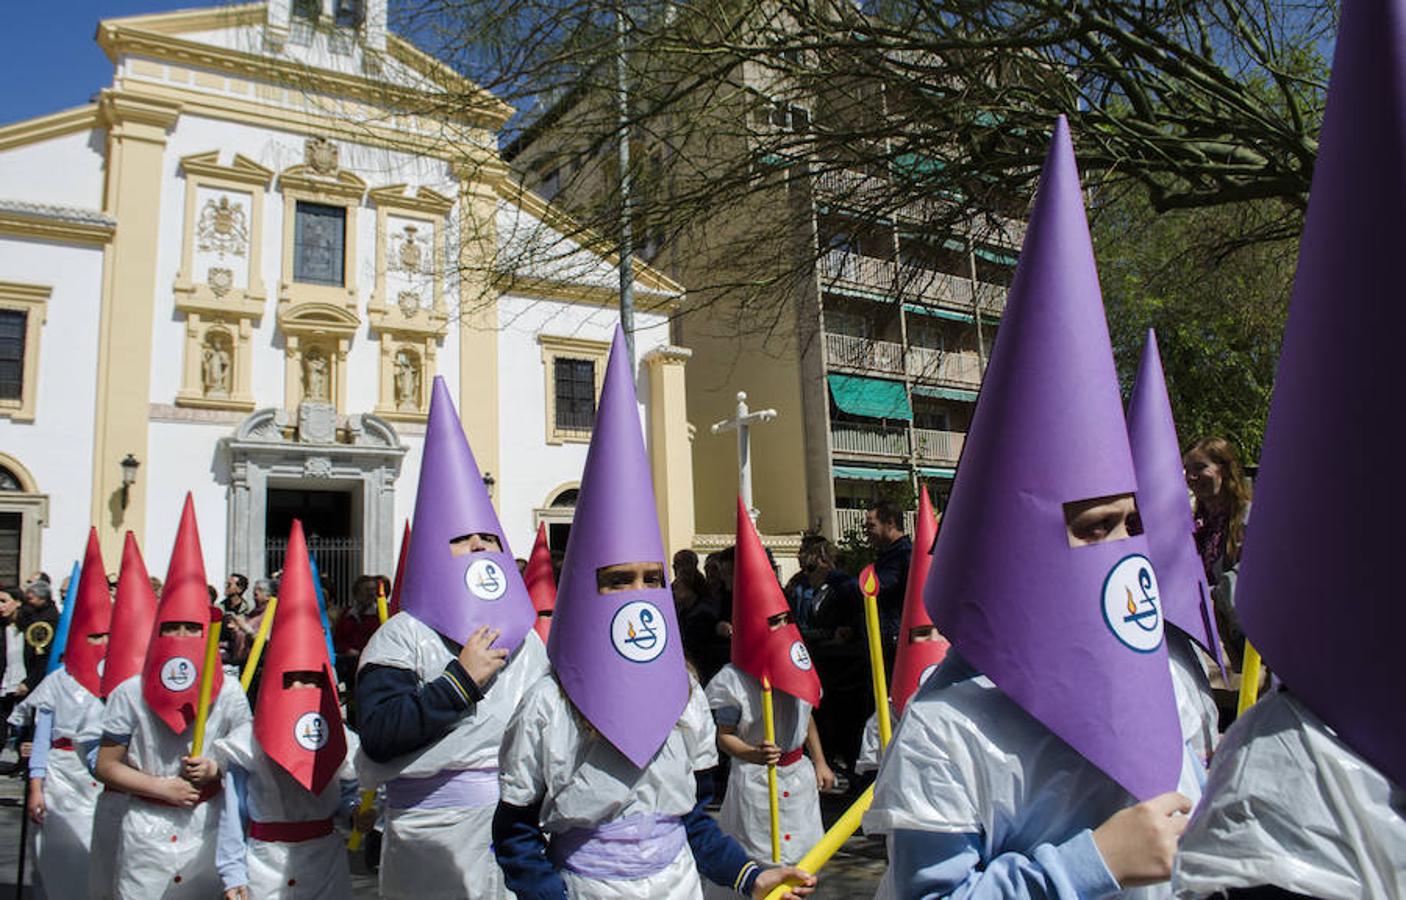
0, 0, 204, 126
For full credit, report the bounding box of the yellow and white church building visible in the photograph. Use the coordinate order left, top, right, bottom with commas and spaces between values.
0, 0, 696, 593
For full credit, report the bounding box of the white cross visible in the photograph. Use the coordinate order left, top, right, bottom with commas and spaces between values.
710, 391, 778, 523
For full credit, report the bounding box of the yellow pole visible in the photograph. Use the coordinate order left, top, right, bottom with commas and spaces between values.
348, 584, 391, 852
239, 597, 278, 693
860, 566, 893, 748
190, 612, 223, 756
762, 785, 874, 900
1237, 641, 1263, 717
762, 676, 781, 863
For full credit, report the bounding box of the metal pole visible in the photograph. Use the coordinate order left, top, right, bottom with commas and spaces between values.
616, 3, 636, 367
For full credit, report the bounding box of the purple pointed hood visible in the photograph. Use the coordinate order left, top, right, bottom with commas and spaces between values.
924, 117, 1182, 801
546, 325, 689, 768
1234, 0, 1406, 790
399, 376, 534, 651
1127, 329, 1223, 672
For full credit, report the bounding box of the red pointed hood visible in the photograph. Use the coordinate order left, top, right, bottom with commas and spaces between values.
254, 520, 347, 793
142, 494, 224, 734
525, 522, 557, 641
102, 532, 159, 698
730, 498, 821, 707
889, 488, 949, 715
388, 521, 410, 616
65, 528, 113, 697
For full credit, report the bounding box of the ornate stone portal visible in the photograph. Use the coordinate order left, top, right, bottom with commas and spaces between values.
222, 404, 407, 581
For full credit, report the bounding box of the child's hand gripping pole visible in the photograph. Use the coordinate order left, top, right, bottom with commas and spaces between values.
191, 607, 224, 757
859, 566, 893, 748
762, 676, 781, 863
239, 596, 278, 693
347, 583, 392, 852
1237, 641, 1263, 718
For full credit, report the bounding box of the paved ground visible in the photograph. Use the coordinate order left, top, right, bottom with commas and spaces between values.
0, 748, 885, 898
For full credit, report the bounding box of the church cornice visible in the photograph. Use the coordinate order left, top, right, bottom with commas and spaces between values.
0, 104, 100, 153
97, 21, 513, 131
0, 202, 115, 247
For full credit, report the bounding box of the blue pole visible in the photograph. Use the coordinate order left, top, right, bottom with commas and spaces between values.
46, 561, 82, 675
307, 554, 338, 666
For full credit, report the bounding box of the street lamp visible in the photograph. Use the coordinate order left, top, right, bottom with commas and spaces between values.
120, 454, 140, 509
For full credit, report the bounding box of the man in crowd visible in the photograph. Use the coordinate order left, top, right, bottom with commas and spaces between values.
0, 587, 26, 767
860, 500, 912, 658
222, 573, 249, 615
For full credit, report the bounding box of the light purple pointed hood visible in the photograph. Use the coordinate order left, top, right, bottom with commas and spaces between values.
1234, 0, 1406, 790
1127, 329, 1223, 672
924, 117, 1182, 801
546, 326, 689, 768
399, 377, 535, 652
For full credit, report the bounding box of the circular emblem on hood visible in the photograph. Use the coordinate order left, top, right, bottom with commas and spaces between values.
1101, 554, 1164, 653
294, 712, 330, 751
464, 558, 508, 601
789, 640, 813, 671
159, 656, 197, 692
610, 601, 667, 663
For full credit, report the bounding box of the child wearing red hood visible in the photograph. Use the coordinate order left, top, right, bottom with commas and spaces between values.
95, 497, 251, 897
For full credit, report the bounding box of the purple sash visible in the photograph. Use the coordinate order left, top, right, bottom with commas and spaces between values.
385, 768, 499, 810
549, 814, 686, 880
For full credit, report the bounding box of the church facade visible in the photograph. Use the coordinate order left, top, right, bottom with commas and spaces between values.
0, 1, 694, 593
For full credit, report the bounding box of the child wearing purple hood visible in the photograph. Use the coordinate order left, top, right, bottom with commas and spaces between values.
860, 119, 1200, 899
492, 327, 813, 900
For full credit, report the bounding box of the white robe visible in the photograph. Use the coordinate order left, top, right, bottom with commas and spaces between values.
100, 674, 252, 900
703, 663, 823, 884
1174, 690, 1406, 899
356, 612, 549, 900
498, 674, 718, 900
864, 669, 1203, 899
10, 668, 105, 900
211, 721, 357, 900
1166, 630, 1219, 771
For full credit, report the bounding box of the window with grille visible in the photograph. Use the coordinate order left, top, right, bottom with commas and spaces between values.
0, 310, 25, 402
0, 511, 18, 589
293, 202, 346, 286
553, 358, 596, 431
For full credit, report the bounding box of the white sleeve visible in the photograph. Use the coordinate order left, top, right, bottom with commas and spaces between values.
497, 684, 550, 809
679, 676, 719, 771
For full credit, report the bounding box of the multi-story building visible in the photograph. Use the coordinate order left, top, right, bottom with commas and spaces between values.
0, 0, 696, 589
510, 37, 1022, 542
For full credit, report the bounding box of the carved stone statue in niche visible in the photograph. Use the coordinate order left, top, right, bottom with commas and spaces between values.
196, 195, 249, 258
394, 350, 420, 411
395, 225, 424, 274
305, 137, 339, 176
201, 332, 233, 398
303, 346, 330, 402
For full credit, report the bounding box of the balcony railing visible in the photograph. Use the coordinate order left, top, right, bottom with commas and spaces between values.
831, 424, 909, 458
824, 332, 906, 376
907, 346, 983, 388
820, 249, 895, 294
833, 507, 917, 538
912, 428, 965, 465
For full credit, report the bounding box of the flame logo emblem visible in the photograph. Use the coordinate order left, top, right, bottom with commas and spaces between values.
1101, 555, 1163, 652
611, 601, 667, 663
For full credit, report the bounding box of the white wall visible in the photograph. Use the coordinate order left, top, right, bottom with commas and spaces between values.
0, 237, 105, 576
493, 293, 669, 554
0, 127, 106, 210
143, 420, 233, 582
